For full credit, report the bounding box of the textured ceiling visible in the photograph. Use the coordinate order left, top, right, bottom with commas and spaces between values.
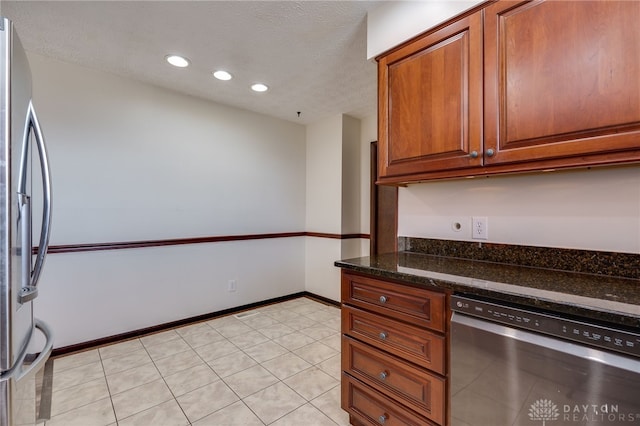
1, 0, 381, 125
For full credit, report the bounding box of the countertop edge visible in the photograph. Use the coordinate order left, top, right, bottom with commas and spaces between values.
335, 260, 640, 330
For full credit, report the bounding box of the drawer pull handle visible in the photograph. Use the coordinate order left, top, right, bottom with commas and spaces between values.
379, 332, 388, 340
378, 414, 387, 424
379, 295, 387, 304
379, 371, 388, 380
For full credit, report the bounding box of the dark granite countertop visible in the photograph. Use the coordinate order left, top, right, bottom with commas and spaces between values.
335, 252, 640, 329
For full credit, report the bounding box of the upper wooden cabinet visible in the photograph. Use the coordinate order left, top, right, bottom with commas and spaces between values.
377, 0, 640, 184
484, 0, 640, 166
378, 11, 483, 181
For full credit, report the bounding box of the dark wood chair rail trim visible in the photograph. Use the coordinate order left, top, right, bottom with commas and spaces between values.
39, 231, 371, 254
305, 232, 370, 240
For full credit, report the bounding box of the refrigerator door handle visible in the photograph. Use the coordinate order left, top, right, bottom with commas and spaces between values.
18, 193, 37, 303
14, 319, 53, 382
24, 101, 52, 295
0, 319, 54, 383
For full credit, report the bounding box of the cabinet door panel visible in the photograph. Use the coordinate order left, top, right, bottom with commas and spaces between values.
342, 374, 438, 426
484, 0, 640, 165
388, 33, 466, 161
343, 336, 445, 424
342, 306, 445, 374
378, 11, 483, 179
342, 272, 446, 332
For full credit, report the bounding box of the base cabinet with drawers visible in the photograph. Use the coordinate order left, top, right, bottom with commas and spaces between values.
340, 271, 449, 426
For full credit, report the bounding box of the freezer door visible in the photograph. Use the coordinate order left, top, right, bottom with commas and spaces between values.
0, 17, 35, 374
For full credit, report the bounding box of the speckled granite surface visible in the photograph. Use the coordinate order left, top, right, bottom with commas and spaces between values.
335, 251, 640, 329
401, 238, 639, 279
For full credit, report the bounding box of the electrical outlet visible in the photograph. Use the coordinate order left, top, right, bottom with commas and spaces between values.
472, 217, 488, 240
227, 279, 237, 292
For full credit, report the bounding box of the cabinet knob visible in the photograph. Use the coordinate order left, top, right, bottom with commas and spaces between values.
469, 150, 479, 158
379, 371, 389, 380
486, 148, 495, 157
379, 332, 388, 340
379, 295, 387, 304
378, 414, 388, 424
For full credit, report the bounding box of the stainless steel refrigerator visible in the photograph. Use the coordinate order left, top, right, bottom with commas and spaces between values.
0, 17, 53, 426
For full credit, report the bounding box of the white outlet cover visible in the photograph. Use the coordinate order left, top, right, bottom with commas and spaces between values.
472, 217, 488, 240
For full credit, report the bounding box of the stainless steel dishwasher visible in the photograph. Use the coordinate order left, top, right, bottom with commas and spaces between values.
450, 295, 640, 426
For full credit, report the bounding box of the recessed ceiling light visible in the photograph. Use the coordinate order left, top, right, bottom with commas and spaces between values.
213, 70, 233, 81
165, 54, 190, 68
251, 83, 269, 92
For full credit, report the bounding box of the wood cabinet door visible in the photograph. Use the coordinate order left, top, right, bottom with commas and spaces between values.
342, 374, 439, 426
343, 336, 445, 424
484, 0, 640, 166
342, 272, 446, 333
378, 11, 483, 181
342, 306, 446, 375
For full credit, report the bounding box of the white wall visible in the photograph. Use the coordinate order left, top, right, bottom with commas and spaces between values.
306, 115, 343, 234
28, 35, 377, 348
341, 115, 362, 234
30, 55, 306, 243
305, 116, 341, 301
341, 115, 365, 261
305, 114, 367, 301
359, 114, 377, 254
367, 0, 483, 59
38, 239, 305, 347
305, 237, 342, 301
29, 54, 308, 348
399, 166, 640, 254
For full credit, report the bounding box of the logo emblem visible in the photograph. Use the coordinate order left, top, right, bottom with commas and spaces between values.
529, 399, 560, 425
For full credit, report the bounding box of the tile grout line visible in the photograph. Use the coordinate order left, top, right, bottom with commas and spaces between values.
249, 308, 341, 425
133, 335, 191, 425
46, 299, 344, 426
192, 309, 294, 424
100, 341, 119, 426
216, 301, 342, 425
202, 305, 337, 424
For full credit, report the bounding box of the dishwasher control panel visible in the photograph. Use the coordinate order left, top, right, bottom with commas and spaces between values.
452, 295, 640, 359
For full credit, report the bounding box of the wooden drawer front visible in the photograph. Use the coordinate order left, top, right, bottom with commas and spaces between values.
342, 306, 445, 374
342, 272, 445, 332
343, 336, 445, 424
342, 374, 438, 426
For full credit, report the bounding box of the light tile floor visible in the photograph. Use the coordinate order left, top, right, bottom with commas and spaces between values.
45, 297, 349, 426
